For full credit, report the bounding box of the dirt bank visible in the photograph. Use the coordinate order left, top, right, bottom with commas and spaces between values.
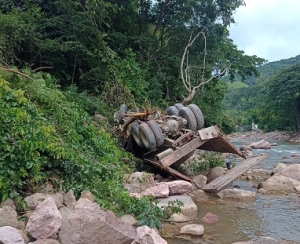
227, 130, 300, 143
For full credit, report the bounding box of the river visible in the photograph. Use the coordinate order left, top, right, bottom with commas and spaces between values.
165, 138, 300, 244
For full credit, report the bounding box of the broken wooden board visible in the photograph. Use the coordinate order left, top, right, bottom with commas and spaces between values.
203, 154, 269, 193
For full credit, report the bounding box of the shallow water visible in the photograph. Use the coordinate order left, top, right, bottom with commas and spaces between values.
165, 139, 300, 244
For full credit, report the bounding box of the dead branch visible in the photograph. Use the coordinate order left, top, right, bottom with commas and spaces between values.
0, 66, 34, 81
32, 66, 53, 72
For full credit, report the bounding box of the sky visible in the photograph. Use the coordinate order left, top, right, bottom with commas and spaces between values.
229, 0, 300, 62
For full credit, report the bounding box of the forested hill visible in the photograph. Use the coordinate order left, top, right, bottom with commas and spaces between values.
225, 54, 300, 86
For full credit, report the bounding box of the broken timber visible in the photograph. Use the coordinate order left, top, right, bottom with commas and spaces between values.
202, 154, 269, 193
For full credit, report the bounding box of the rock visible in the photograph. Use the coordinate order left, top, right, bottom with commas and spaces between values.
121, 214, 136, 226
244, 169, 271, 180
80, 190, 95, 202
206, 167, 226, 183
249, 140, 271, 150
257, 188, 267, 194
231, 236, 283, 244
75, 198, 101, 212
279, 157, 300, 165
157, 195, 198, 222
124, 183, 141, 193
24, 193, 63, 210
63, 190, 76, 210
26, 197, 62, 239
240, 145, 252, 151
0, 198, 16, 210
217, 189, 256, 201
0, 226, 25, 244
192, 174, 207, 189
166, 180, 192, 195
59, 207, 136, 244
201, 212, 219, 224
29, 240, 60, 244
142, 183, 169, 198
259, 175, 300, 193
127, 172, 155, 191
275, 164, 300, 181
0, 206, 18, 228
132, 225, 167, 244
179, 224, 205, 235
272, 163, 287, 174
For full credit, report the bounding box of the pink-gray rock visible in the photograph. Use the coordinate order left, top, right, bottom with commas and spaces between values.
59, 208, 136, 244
157, 195, 198, 222
275, 164, 300, 181
142, 183, 169, 198
29, 240, 60, 244
63, 190, 76, 210
0, 226, 25, 244
206, 167, 226, 183
0, 206, 18, 228
249, 140, 271, 150
24, 193, 63, 210
124, 183, 142, 193
217, 189, 256, 201
80, 190, 95, 202
26, 197, 62, 239
179, 224, 205, 235
201, 212, 219, 224
74, 197, 101, 212
192, 174, 207, 189
258, 175, 300, 193
127, 172, 155, 191
131, 226, 167, 244
0, 198, 16, 210
166, 180, 192, 195
121, 214, 136, 226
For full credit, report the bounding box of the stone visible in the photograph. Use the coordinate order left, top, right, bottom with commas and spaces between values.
192, 174, 207, 189
26, 197, 62, 239
179, 224, 205, 235
157, 195, 198, 222
29, 240, 60, 244
124, 183, 141, 193
63, 190, 76, 210
121, 214, 136, 226
127, 172, 155, 191
249, 140, 271, 150
272, 163, 287, 174
0, 198, 16, 210
24, 193, 63, 210
75, 197, 101, 212
59, 208, 136, 244
259, 175, 300, 193
0, 206, 18, 228
131, 226, 167, 244
217, 189, 256, 201
80, 190, 95, 202
166, 180, 192, 195
275, 164, 300, 181
206, 167, 226, 183
142, 183, 169, 198
201, 212, 219, 224
0, 226, 25, 244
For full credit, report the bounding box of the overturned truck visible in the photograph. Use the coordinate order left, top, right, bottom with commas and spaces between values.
114, 103, 267, 190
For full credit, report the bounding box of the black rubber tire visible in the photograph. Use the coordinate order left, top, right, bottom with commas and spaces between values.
188, 104, 204, 130
174, 103, 184, 110
147, 120, 164, 147
166, 106, 179, 116
178, 107, 198, 131
130, 122, 144, 147
139, 122, 157, 151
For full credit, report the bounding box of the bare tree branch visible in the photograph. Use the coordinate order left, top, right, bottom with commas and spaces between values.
0, 66, 34, 81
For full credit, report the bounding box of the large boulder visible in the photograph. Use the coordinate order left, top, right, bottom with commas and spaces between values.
179, 224, 205, 236
275, 164, 300, 181
0, 206, 18, 228
217, 189, 256, 201
258, 175, 300, 193
59, 198, 136, 244
242, 169, 271, 181
206, 167, 226, 183
192, 174, 207, 189
142, 183, 169, 198
26, 197, 62, 239
127, 172, 155, 191
166, 180, 192, 195
249, 140, 271, 150
131, 226, 167, 244
24, 193, 63, 210
157, 195, 198, 222
0, 226, 25, 244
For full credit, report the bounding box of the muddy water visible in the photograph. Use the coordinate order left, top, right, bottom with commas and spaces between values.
165, 139, 300, 243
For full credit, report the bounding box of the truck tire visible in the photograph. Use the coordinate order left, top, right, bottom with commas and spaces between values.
139, 122, 157, 151
147, 120, 164, 147
188, 104, 204, 129
178, 107, 197, 131
130, 122, 144, 147
174, 103, 184, 110
166, 106, 179, 116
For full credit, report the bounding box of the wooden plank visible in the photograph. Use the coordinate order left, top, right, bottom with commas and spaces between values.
203, 154, 269, 193
144, 159, 192, 182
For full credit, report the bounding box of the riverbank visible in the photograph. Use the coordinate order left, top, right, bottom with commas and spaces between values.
227, 130, 300, 143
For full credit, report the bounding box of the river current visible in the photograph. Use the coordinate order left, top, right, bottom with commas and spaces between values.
165, 138, 300, 244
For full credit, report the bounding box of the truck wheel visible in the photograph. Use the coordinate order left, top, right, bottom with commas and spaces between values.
188, 104, 204, 129
139, 122, 157, 151
174, 103, 184, 110
178, 107, 197, 131
166, 106, 179, 116
130, 122, 144, 147
147, 120, 164, 147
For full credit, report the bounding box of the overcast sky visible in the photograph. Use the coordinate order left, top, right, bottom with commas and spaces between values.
229, 0, 300, 62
